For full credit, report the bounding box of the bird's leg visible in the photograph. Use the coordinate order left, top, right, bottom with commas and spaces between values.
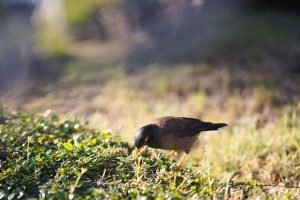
174, 153, 188, 170
166, 150, 177, 159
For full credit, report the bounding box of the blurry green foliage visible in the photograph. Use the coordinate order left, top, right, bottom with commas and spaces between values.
64, 0, 119, 25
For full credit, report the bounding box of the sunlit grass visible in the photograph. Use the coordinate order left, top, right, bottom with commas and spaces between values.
0, 107, 232, 199
1, 105, 298, 198
1, 60, 299, 198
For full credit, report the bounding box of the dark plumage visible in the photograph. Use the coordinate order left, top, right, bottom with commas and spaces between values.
134, 116, 227, 168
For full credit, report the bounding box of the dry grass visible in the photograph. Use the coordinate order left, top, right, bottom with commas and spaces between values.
1, 60, 300, 198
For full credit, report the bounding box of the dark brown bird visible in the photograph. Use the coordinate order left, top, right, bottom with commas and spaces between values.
134, 116, 227, 169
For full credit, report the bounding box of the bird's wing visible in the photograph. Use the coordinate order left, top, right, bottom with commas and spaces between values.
154, 116, 205, 137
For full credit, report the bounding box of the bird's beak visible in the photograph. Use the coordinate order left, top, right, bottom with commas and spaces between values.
135, 147, 140, 157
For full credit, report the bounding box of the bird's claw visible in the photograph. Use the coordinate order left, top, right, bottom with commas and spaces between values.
173, 165, 181, 171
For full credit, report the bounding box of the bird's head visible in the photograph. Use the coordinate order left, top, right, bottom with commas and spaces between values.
134, 124, 158, 156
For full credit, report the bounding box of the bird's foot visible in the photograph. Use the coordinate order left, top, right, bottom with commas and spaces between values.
172, 152, 188, 171
173, 164, 182, 171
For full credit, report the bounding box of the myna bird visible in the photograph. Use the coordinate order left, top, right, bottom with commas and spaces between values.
134, 116, 227, 169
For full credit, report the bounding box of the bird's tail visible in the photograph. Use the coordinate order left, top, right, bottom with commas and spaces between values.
202, 122, 227, 131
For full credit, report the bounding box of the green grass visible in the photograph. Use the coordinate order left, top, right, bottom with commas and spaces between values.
0, 106, 248, 199
0, 103, 299, 199
1, 61, 299, 198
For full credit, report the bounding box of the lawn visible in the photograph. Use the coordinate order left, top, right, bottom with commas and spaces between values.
1, 104, 299, 199
1, 61, 299, 199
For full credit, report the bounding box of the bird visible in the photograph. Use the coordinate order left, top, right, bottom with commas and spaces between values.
134, 116, 227, 169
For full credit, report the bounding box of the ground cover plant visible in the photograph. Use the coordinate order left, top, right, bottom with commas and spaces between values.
0, 103, 299, 199
0, 107, 249, 199
0, 106, 241, 199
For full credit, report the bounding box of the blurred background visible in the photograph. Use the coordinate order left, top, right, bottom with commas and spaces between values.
0, 0, 300, 141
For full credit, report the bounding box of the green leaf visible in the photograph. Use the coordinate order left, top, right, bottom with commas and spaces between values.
63, 142, 73, 151
6, 167, 13, 174
35, 153, 42, 162
90, 138, 97, 146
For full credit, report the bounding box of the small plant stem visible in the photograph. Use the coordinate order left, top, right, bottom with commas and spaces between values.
135, 156, 142, 183
69, 168, 87, 200
27, 136, 31, 163
204, 146, 212, 187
